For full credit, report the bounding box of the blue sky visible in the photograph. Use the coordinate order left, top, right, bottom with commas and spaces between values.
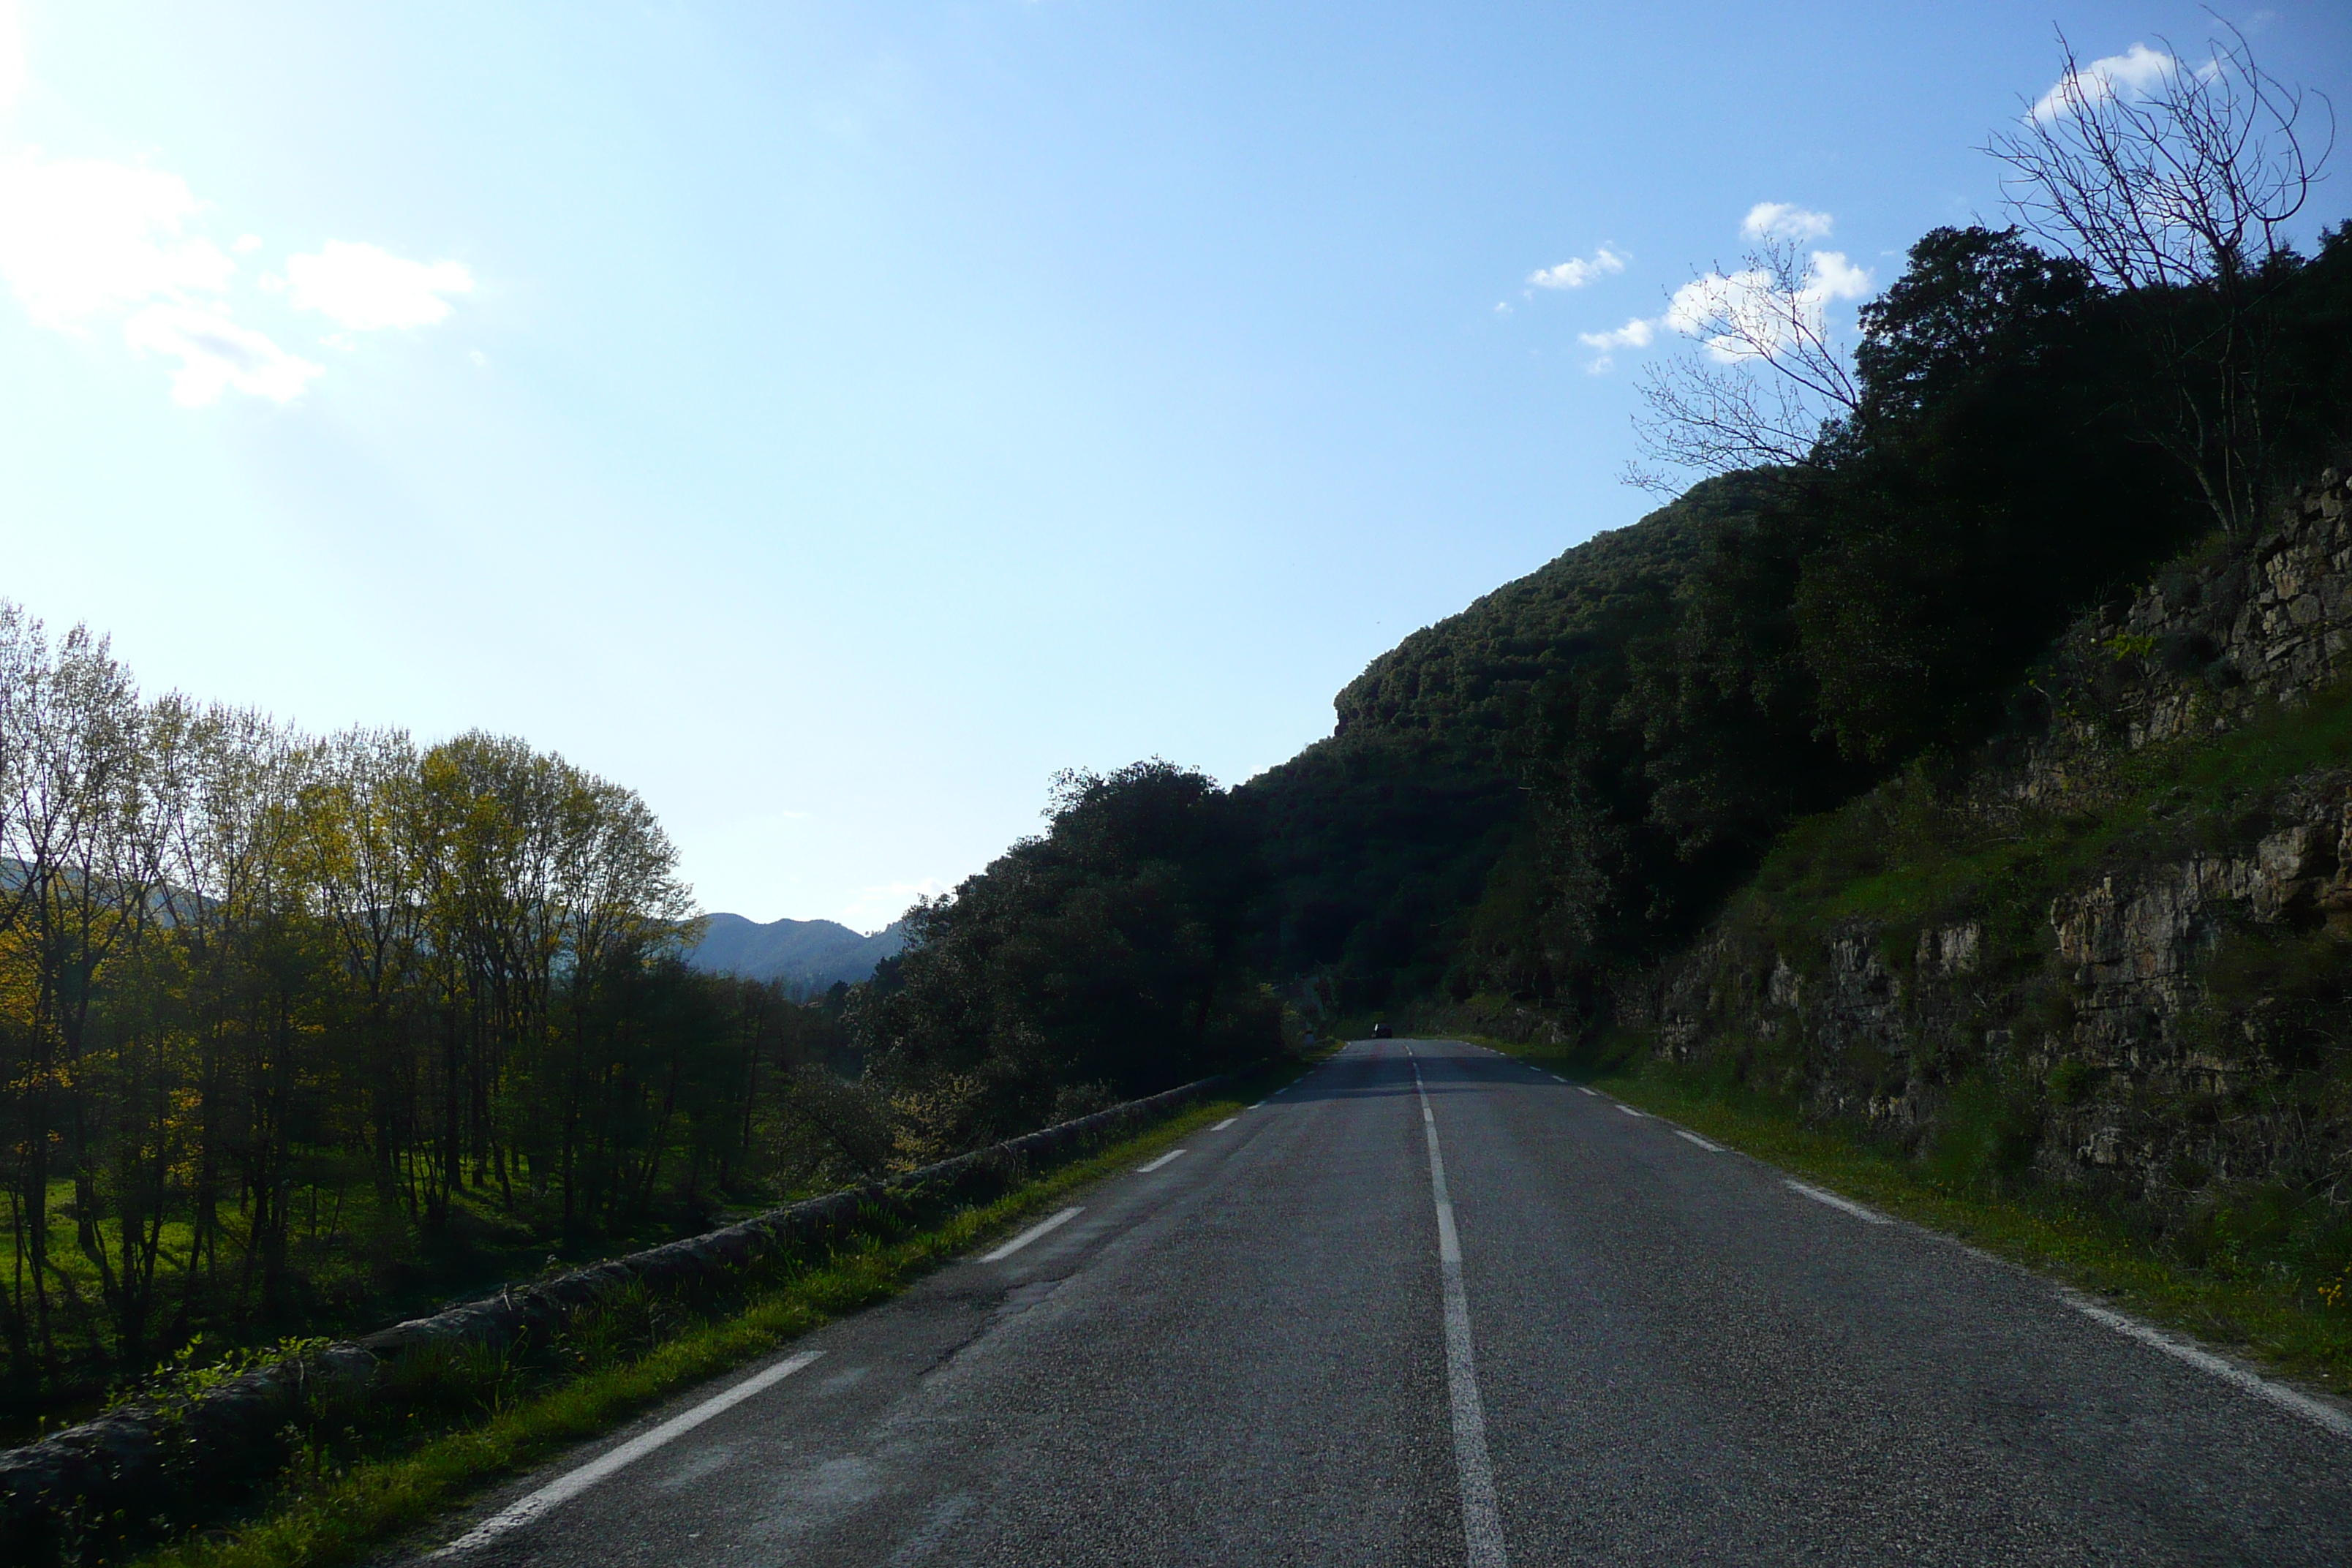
1, 1, 2345, 928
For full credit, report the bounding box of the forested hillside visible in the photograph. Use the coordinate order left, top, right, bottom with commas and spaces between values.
684, 913, 906, 994
1243, 222, 2352, 1018
1240, 476, 1754, 1010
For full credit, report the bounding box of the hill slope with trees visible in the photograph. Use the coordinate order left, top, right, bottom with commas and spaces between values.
684, 913, 906, 995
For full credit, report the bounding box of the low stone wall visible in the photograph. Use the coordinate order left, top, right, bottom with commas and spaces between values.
0, 1072, 1232, 1555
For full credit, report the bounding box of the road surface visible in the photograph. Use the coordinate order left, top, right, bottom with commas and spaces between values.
407, 1039, 2352, 1566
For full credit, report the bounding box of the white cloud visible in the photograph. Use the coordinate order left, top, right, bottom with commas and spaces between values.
284, 240, 472, 331
0, 150, 320, 405
2030, 42, 2173, 122
1576, 315, 1654, 372
1527, 245, 1627, 290
0, 1, 26, 112
123, 303, 321, 406
1740, 202, 1833, 242
1807, 250, 1872, 302
0, 150, 468, 405
1579, 317, 1655, 353
1664, 250, 1872, 362
0, 152, 233, 326
1493, 301, 1512, 315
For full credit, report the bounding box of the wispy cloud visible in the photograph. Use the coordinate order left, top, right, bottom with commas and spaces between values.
0, 151, 323, 404
278, 239, 472, 331
1740, 202, 1833, 243
124, 303, 321, 406
1527, 244, 1628, 290
0, 153, 233, 327
0, 23, 473, 407
2030, 42, 2173, 122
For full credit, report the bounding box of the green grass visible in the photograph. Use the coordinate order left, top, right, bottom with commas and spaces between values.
1738, 682, 2352, 973
1461, 1031, 2352, 1398
109, 1067, 1304, 1568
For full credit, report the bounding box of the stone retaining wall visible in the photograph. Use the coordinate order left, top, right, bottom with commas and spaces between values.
1641, 464, 2352, 1200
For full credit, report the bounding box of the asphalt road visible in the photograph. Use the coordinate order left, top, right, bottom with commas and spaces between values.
407, 1039, 2352, 1567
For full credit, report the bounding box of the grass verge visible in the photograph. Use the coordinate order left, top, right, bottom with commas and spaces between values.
1459, 1033, 2352, 1399
117, 1065, 1304, 1568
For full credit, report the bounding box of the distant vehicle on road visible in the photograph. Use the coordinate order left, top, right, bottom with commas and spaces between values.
1370, 1021, 1392, 1039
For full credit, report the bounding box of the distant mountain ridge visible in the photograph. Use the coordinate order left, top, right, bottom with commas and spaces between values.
682, 912, 907, 994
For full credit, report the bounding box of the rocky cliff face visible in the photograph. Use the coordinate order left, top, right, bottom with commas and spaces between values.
2027, 465, 2352, 780
1645, 468, 2352, 1208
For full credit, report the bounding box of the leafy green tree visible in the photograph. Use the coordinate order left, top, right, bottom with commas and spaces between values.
858, 761, 1277, 1141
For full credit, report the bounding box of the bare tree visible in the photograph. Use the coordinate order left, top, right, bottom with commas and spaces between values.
1627, 235, 1866, 492
1989, 20, 2334, 534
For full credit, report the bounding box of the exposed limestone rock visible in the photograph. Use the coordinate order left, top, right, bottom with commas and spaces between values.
1643, 464, 2352, 1205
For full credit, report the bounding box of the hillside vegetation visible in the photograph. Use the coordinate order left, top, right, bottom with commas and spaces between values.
684, 913, 905, 995
1244, 223, 2352, 1014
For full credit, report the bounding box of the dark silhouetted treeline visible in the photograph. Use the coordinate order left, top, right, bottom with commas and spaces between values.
851, 761, 1282, 1155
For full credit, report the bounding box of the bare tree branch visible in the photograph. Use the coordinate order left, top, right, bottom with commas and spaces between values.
1627, 237, 1865, 491
1988, 18, 2335, 532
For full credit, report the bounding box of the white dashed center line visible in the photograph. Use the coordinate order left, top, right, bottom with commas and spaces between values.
1410, 1056, 1508, 1568
982, 1205, 1083, 1262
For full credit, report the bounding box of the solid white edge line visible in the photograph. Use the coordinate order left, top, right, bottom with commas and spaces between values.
1784, 1179, 1891, 1225
1137, 1147, 1189, 1174
981, 1205, 1084, 1262
1210, 1117, 1237, 1131
430, 1349, 825, 1556
1674, 1129, 1722, 1152
2059, 1291, 2352, 1439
